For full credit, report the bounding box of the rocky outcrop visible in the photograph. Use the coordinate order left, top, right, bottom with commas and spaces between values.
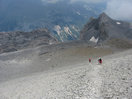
0, 28, 57, 53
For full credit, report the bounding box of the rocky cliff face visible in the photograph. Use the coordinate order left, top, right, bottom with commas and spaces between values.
53, 25, 80, 42
0, 28, 57, 53
80, 13, 132, 43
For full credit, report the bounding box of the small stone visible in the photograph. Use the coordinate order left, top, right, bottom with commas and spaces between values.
122, 78, 126, 80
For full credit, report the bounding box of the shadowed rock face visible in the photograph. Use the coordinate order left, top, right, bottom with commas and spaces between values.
80, 13, 132, 42
0, 28, 57, 54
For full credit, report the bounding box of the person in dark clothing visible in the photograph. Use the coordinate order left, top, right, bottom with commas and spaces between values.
98, 58, 102, 64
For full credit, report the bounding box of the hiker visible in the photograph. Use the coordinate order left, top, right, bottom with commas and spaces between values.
89, 58, 91, 63
98, 58, 102, 64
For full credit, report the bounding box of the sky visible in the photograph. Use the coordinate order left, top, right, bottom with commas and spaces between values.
105, 0, 132, 20
41, 0, 107, 4
41, 0, 132, 20
1, 0, 132, 21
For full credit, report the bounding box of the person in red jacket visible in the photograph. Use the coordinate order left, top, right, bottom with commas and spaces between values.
89, 58, 91, 63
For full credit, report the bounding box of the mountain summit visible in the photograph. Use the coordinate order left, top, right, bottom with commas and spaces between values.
98, 12, 113, 23
80, 12, 132, 43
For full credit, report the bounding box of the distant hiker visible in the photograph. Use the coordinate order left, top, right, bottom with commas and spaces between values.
98, 58, 102, 64
89, 58, 91, 63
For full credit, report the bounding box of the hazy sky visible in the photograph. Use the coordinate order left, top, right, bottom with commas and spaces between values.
105, 0, 132, 20
41, 0, 132, 20
1, 0, 131, 20
41, 0, 107, 3
70, 0, 107, 3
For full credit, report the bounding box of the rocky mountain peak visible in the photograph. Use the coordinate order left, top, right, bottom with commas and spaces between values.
80, 13, 132, 43
99, 12, 109, 18
98, 12, 112, 23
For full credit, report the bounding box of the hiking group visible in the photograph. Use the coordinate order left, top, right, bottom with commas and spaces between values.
89, 58, 102, 64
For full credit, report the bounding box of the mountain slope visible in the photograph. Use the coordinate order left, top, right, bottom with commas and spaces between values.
0, 28, 57, 54
0, 48, 131, 98
80, 13, 132, 42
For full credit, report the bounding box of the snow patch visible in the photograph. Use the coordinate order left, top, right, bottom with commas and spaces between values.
49, 40, 54, 45
54, 25, 61, 35
54, 25, 64, 42
45, 58, 51, 62
90, 36, 99, 43
72, 25, 79, 32
49, 42, 53, 45
64, 27, 72, 36
76, 11, 81, 15
116, 22, 121, 25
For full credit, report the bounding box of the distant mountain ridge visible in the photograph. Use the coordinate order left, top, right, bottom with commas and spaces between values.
80, 13, 132, 43
0, 0, 105, 41
1, 13, 132, 54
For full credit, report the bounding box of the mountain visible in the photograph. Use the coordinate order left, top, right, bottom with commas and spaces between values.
0, 0, 106, 42
80, 13, 132, 43
0, 28, 57, 54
